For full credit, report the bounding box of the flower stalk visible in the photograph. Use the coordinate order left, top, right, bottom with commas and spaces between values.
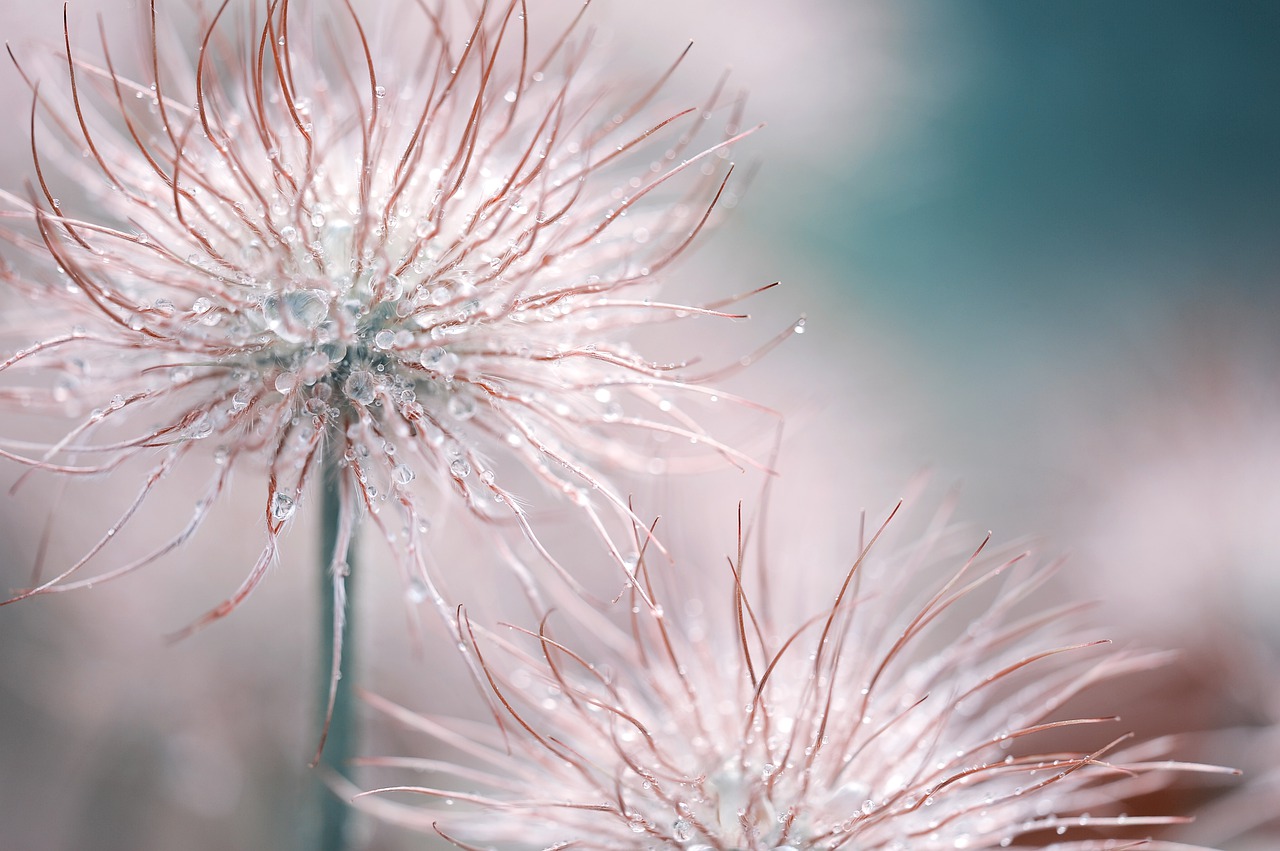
310, 445, 358, 851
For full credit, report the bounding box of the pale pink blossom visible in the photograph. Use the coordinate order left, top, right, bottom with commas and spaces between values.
358, 502, 1234, 849
0, 0, 779, 628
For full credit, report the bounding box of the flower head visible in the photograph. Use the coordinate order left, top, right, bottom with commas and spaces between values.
359, 503, 1234, 849
0, 1, 775, 624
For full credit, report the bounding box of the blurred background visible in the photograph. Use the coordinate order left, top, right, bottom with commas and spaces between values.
0, 0, 1276, 848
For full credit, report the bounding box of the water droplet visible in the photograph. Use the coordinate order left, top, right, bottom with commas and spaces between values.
420, 347, 460, 375
382, 274, 404, 300
374, 329, 396, 350
263, 289, 329, 341
449, 458, 471, 478
271, 492, 296, 521
793, 317, 806, 334
407, 577, 428, 603
374, 85, 386, 98
447, 395, 476, 420
392, 463, 415, 485
344, 369, 377, 405
672, 818, 694, 842
275, 372, 297, 393
181, 412, 213, 440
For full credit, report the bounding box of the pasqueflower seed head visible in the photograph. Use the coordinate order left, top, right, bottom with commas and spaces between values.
0, 0, 775, 626
359, 504, 1236, 849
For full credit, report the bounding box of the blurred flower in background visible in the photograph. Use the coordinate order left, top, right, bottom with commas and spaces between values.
1059, 307, 1280, 849
359, 501, 1235, 849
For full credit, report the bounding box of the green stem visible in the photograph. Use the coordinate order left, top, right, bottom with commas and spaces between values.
311, 454, 356, 851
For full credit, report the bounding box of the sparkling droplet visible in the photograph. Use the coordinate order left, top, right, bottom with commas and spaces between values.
271, 492, 296, 521
382, 274, 404, 300
392, 463, 415, 485
449, 458, 471, 478
420, 347, 460, 375
672, 818, 694, 842
344, 369, 377, 405
374, 329, 396, 350
374, 85, 386, 98
263, 289, 329, 341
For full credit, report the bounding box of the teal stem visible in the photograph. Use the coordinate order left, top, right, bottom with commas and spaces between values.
310, 453, 356, 851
